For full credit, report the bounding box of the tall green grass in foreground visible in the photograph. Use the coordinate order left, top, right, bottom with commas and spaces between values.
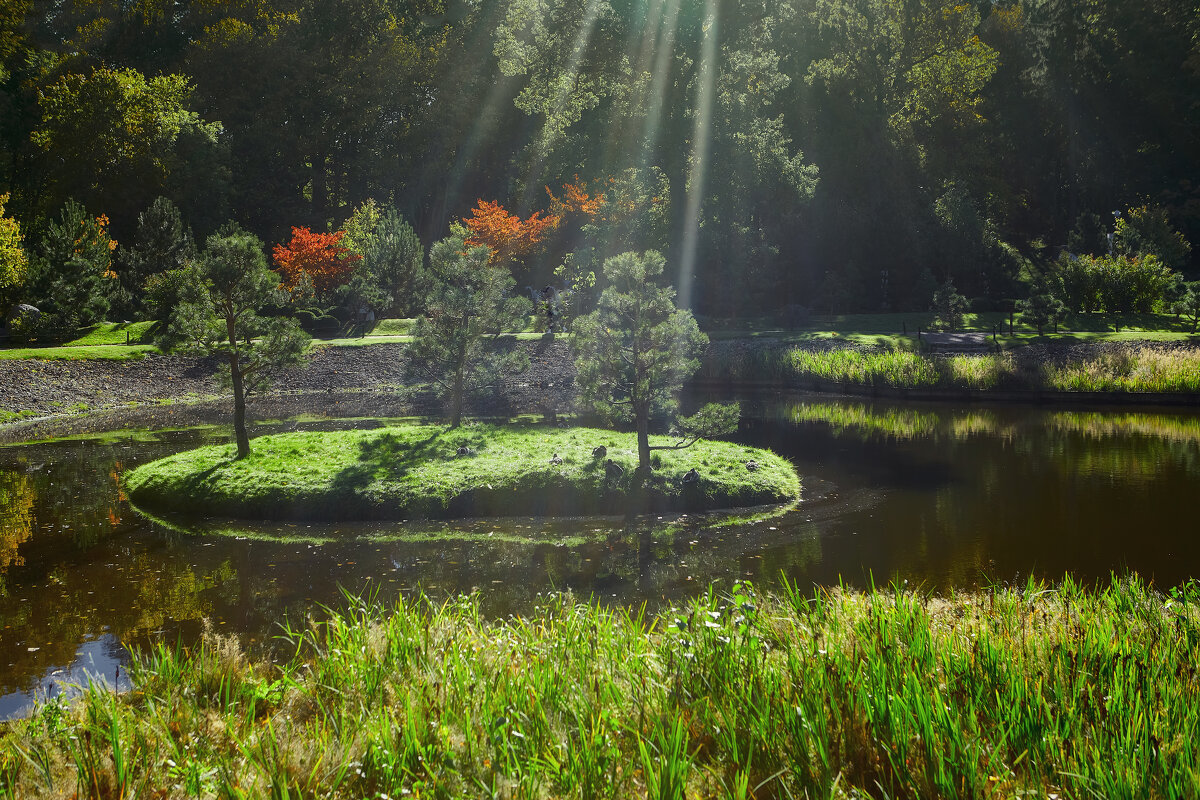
2, 577, 1197, 798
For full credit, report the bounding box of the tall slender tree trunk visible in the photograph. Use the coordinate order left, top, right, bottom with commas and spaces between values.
230, 351, 250, 459
636, 410, 651, 472
225, 310, 251, 459
450, 364, 465, 428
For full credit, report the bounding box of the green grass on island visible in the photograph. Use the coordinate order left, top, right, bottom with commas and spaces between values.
3, 577, 1196, 798
124, 423, 799, 521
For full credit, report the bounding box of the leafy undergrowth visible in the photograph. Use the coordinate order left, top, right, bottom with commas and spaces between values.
2, 577, 1197, 798
125, 423, 799, 520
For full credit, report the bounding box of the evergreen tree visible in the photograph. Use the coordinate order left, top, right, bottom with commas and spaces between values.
1018, 292, 1066, 335
362, 207, 427, 317
1175, 282, 1200, 333
931, 278, 968, 331
406, 232, 529, 427
26, 200, 117, 328
172, 225, 308, 458
572, 251, 712, 472
116, 196, 195, 319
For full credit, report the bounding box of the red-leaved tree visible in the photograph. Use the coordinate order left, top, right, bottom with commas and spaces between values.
272, 226, 360, 298
462, 200, 560, 266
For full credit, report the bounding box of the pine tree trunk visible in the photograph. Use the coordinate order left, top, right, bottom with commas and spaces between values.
636, 411, 650, 472
450, 365, 465, 428
230, 351, 250, 459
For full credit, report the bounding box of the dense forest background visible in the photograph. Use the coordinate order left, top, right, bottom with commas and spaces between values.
1, 0, 1198, 318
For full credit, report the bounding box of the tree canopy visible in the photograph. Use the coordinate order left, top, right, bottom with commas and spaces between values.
0, 193, 25, 307
0, 0, 1196, 319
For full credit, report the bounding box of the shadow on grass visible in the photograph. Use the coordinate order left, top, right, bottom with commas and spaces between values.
138, 452, 238, 513
329, 429, 448, 493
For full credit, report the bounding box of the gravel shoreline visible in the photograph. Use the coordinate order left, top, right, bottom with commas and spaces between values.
2, 338, 578, 417
4, 337, 1199, 441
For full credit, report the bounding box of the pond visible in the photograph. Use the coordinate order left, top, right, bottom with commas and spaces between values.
1, 393, 1198, 718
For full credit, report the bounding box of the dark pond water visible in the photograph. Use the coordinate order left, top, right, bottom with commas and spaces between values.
2, 394, 1199, 718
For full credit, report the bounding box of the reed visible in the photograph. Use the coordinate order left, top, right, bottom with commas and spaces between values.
1047, 346, 1200, 392
1, 577, 1197, 798
708, 343, 1200, 394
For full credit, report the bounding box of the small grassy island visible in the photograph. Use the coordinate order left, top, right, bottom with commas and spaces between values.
125, 423, 800, 521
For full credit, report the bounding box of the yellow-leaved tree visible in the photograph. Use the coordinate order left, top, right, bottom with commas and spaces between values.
0, 193, 27, 307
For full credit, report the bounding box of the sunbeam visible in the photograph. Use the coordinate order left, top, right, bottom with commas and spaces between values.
638, 0, 681, 169
677, 0, 717, 310
428, 3, 518, 229
515, 0, 606, 215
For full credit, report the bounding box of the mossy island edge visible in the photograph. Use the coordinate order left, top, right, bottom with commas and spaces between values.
124, 423, 801, 522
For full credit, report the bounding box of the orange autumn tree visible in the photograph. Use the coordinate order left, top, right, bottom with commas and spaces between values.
272, 226, 360, 298
546, 175, 605, 218
462, 200, 560, 266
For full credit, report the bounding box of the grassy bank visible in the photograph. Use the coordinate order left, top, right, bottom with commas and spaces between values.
125, 423, 799, 521
0, 343, 159, 361
2, 578, 1196, 798
0, 321, 160, 361
704, 343, 1200, 394
703, 310, 1200, 337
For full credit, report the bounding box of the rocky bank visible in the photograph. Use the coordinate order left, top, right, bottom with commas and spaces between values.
1, 339, 578, 418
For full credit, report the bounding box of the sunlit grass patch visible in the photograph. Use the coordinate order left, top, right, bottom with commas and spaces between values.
124, 423, 799, 521
365, 317, 417, 336
727, 342, 1200, 394
942, 352, 1019, 389
0, 343, 159, 361
786, 348, 941, 387
1047, 346, 1200, 392
63, 320, 157, 347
